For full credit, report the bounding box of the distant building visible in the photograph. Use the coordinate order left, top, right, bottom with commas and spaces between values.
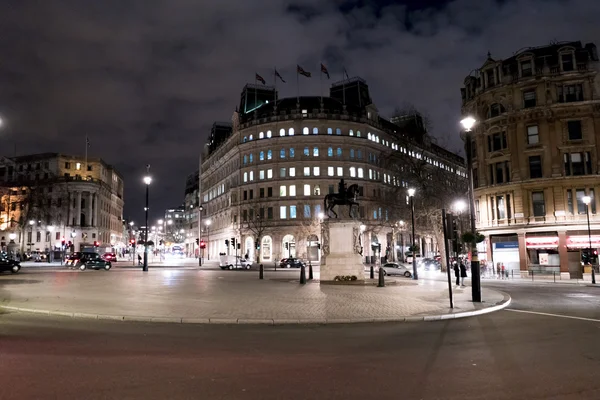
183, 170, 200, 257
461, 41, 600, 276
0, 153, 125, 254
163, 205, 186, 245
200, 78, 466, 263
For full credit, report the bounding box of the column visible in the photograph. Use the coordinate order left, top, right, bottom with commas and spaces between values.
66, 192, 72, 227
518, 232, 528, 275
76, 191, 82, 226
558, 230, 569, 273
88, 192, 93, 227
93, 194, 99, 230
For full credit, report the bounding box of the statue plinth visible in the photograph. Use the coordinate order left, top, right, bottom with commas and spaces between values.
320, 220, 364, 281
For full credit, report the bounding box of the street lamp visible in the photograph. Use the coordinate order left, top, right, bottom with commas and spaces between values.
460, 116, 481, 302
205, 219, 211, 260
198, 205, 203, 266
143, 173, 152, 272
407, 188, 418, 280
582, 195, 596, 284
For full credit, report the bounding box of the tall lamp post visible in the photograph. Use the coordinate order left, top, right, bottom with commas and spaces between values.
408, 188, 418, 280
582, 195, 596, 284
198, 205, 203, 266
460, 116, 481, 302
28, 220, 35, 253
205, 219, 211, 260
143, 173, 152, 272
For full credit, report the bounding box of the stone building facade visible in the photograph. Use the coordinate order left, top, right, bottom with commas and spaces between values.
461, 41, 600, 276
0, 153, 125, 254
201, 78, 465, 264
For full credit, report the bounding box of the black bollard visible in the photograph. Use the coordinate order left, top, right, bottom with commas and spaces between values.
308, 262, 313, 280
370, 265, 374, 279
259, 264, 264, 280
300, 264, 307, 284
377, 267, 385, 287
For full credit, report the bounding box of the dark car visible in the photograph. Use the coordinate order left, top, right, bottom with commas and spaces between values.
66, 252, 112, 271
0, 256, 20, 273
419, 258, 441, 270
280, 258, 305, 268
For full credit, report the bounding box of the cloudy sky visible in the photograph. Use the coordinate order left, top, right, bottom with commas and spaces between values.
0, 0, 597, 223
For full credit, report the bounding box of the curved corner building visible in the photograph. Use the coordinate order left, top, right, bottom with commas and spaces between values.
201, 76, 465, 264
461, 41, 600, 276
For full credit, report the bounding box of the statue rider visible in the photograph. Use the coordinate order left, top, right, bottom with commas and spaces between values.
338, 179, 347, 198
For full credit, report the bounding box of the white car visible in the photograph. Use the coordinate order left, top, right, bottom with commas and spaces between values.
219, 255, 252, 270
377, 263, 413, 278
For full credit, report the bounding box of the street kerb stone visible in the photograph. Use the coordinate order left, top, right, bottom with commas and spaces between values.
0, 270, 511, 325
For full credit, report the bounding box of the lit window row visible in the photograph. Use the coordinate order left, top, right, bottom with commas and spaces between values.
243, 128, 365, 143
243, 148, 366, 165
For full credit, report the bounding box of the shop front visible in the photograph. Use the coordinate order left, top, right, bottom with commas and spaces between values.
525, 233, 559, 273
490, 236, 519, 276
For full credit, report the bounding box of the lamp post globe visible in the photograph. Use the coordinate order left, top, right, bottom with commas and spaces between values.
460, 116, 476, 131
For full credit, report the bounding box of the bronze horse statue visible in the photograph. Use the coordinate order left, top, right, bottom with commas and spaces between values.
324, 183, 360, 218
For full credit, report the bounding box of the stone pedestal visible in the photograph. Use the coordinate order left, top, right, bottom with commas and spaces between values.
320, 220, 364, 281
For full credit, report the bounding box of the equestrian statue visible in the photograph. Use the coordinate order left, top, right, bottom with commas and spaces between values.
324, 179, 360, 218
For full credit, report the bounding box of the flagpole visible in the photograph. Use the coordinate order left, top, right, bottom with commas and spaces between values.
254, 76, 258, 121
320, 63, 323, 110
85, 134, 88, 178
342, 70, 346, 107
296, 69, 299, 108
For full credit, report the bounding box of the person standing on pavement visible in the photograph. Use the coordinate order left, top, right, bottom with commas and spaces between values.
460, 260, 467, 287
453, 261, 460, 286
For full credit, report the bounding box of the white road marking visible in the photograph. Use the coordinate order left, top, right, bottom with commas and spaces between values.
506, 309, 600, 323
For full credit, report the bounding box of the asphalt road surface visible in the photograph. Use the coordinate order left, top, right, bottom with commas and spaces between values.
1, 279, 600, 399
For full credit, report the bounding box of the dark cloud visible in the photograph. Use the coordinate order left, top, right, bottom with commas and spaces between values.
0, 0, 597, 222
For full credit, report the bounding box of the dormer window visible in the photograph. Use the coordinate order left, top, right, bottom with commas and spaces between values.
488, 103, 505, 118
486, 69, 496, 87
520, 60, 533, 77
561, 53, 574, 72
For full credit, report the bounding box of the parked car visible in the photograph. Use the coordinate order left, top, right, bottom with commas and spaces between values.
101, 252, 118, 262
280, 258, 305, 268
0, 256, 20, 273
378, 263, 412, 278
66, 252, 112, 271
219, 255, 251, 270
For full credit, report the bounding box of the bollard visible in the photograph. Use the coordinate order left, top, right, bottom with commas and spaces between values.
553, 271, 556, 283
377, 267, 385, 287
511, 270, 513, 279
308, 263, 313, 280
531, 270, 534, 282
592, 268, 596, 285
259, 264, 264, 280
300, 264, 306, 284
370, 265, 374, 279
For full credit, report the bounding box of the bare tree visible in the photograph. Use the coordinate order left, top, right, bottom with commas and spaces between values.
242, 211, 267, 263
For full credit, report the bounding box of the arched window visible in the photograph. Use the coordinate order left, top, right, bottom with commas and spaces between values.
280, 149, 285, 158
304, 147, 309, 156
249, 134, 254, 141
267, 150, 272, 160
368, 132, 372, 140
279, 128, 285, 136
289, 128, 295, 136
249, 153, 254, 162
357, 130, 361, 137
327, 147, 333, 157
314, 185, 321, 196
313, 127, 318, 135
289, 148, 295, 158
350, 149, 355, 158
243, 136, 248, 142
337, 147, 342, 157
261, 236, 273, 261
259, 131, 264, 139
243, 155, 248, 164
327, 128, 333, 135
488, 103, 506, 118
266, 130, 272, 138
313, 147, 319, 157
259, 151, 265, 161
303, 127, 309, 135
336, 128, 341, 135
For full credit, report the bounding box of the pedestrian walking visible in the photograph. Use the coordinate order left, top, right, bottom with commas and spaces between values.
138, 254, 142, 265
501, 263, 506, 280
460, 261, 467, 287
496, 262, 501, 279
453, 261, 460, 286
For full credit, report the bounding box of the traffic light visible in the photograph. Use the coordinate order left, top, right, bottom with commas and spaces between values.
237, 243, 240, 250
200, 240, 206, 249
93, 241, 99, 248
225, 239, 229, 246
285, 242, 289, 250
196, 238, 200, 245
231, 237, 235, 248
317, 243, 321, 250
61, 237, 66, 247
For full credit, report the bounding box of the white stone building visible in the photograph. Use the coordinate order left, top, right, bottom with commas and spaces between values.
0, 153, 124, 254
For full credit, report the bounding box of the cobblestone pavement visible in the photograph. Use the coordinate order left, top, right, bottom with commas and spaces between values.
0, 269, 508, 323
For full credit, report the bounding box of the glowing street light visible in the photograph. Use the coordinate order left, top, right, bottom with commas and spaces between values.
143, 167, 152, 272
460, 116, 476, 131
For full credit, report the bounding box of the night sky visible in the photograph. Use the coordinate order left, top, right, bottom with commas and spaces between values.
0, 0, 596, 223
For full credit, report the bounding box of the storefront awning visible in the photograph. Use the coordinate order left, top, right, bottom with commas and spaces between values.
567, 235, 600, 249
526, 236, 558, 249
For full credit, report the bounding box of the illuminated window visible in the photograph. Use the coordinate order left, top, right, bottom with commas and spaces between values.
259, 132, 264, 139
304, 147, 309, 156
349, 167, 356, 177
349, 130, 354, 136
280, 206, 287, 219
76, 163, 81, 170
327, 128, 332, 135
337, 167, 343, 177
314, 185, 321, 195
337, 148, 342, 157
289, 148, 295, 158
304, 184, 310, 196
259, 170, 265, 180
289, 167, 296, 177
259, 151, 265, 161
280, 149, 285, 158
249, 171, 254, 181
279, 129, 285, 136
313, 147, 319, 157
327, 147, 333, 157
289, 128, 294, 136
249, 134, 253, 141
328, 167, 334, 176
267, 150, 272, 160
313, 127, 318, 135
357, 130, 361, 137
336, 128, 341, 135
289, 185, 296, 196
243, 172, 248, 182
280, 185, 287, 196
249, 153, 254, 162
358, 168, 364, 178
313, 167, 320, 176
267, 169, 273, 179
304, 167, 310, 176
290, 206, 297, 219
303, 127, 309, 135
266, 130, 272, 138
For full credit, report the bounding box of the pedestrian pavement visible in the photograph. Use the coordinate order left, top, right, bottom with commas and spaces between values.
0, 268, 510, 324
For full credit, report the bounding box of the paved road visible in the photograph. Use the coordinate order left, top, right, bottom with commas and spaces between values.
1, 279, 600, 399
